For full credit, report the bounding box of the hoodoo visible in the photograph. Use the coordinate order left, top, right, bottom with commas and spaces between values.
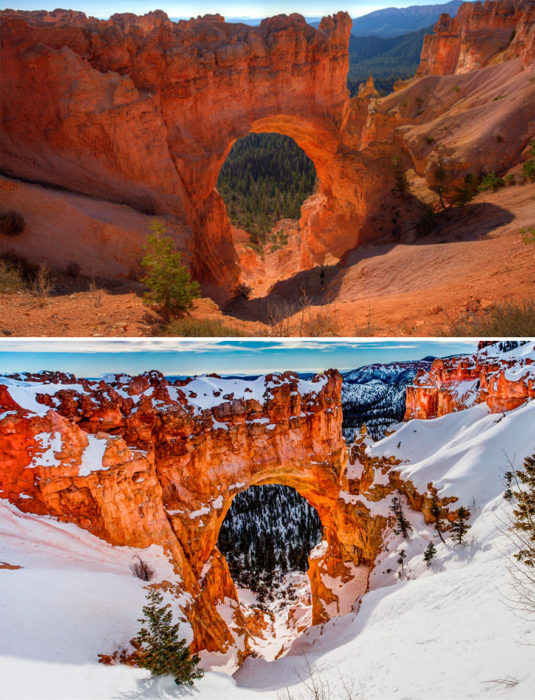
1, 1, 533, 291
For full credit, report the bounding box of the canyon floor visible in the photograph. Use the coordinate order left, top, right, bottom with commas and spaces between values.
0, 184, 533, 337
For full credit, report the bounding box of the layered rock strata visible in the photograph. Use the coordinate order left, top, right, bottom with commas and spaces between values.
1, 2, 533, 287
0, 370, 386, 656
405, 342, 535, 420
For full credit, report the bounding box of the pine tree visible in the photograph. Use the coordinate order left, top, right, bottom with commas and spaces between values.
397, 548, 406, 573
430, 494, 446, 543
141, 220, 200, 316
423, 542, 436, 567
132, 589, 203, 686
451, 506, 471, 545
390, 495, 413, 539
504, 453, 535, 567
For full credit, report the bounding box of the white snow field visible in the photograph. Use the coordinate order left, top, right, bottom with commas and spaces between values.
1, 398, 535, 698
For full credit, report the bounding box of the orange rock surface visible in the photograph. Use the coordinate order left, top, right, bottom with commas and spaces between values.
1, 3, 533, 293
0, 370, 387, 656
418, 0, 535, 76
405, 344, 535, 420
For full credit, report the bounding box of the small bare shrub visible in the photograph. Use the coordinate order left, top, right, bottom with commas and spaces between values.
89, 275, 103, 308
0, 210, 25, 237
233, 281, 252, 299
130, 556, 155, 582
32, 264, 53, 306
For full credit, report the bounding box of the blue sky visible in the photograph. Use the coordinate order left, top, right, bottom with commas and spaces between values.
6, 1, 452, 20
0, 339, 477, 377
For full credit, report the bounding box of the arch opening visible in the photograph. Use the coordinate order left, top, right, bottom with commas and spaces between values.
217, 483, 323, 655
216, 132, 318, 260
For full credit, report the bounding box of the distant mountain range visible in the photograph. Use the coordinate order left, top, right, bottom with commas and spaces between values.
348, 1, 465, 37
341, 357, 435, 439
172, 2, 467, 36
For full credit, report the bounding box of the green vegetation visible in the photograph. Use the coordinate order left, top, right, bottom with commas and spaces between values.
452, 173, 478, 206
217, 133, 316, 248
141, 220, 200, 316
504, 452, 535, 614
160, 318, 248, 337
522, 158, 535, 182
478, 172, 505, 192
132, 589, 203, 686
444, 300, 535, 336
346, 26, 431, 96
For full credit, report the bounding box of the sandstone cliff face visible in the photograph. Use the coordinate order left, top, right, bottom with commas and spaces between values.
0, 370, 387, 658
0, 10, 353, 286
405, 343, 535, 420
2, 5, 533, 289
417, 0, 535, 76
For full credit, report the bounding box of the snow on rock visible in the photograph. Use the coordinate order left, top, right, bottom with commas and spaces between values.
368, 399, 535, 504
29, 431, 63, 468
79, 434, 109, 476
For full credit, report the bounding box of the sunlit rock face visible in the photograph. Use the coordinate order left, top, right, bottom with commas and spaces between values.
417, 0, 535, 76
404, 341, 535, 420
2, 4, 532, 289
0, 370, 388, 658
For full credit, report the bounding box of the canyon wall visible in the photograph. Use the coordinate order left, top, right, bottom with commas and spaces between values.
2, 2, 533, 290
0, 370, 387, 658
405, 343, 535, 420
417, 0, 535, 76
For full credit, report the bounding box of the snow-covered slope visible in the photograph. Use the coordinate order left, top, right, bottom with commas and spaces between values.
0, 501, 189, 700
1, 358, 534, 699
341, 358, 434, 439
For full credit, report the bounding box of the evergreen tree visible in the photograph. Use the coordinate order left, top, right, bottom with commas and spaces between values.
451, 506, 471, 545
141, 220, 200, 316
390, 495, 413, 539
132, 589, 203, 686
397, 549, 406, 573
423, 542, 437, 567
430, 494, 446, 543
504, 453, 535, 567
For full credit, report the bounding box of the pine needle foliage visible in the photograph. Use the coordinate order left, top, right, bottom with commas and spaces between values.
390, 495, 413, 539
423, 542, 437, 566
141, 220, 200, 316
132, 589, 203, 686
430, 494, 446, 543
504, 453, 535, 568
451, 506, 471, 545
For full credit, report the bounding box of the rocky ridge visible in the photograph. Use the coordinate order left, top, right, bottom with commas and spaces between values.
1, 2, 533, 292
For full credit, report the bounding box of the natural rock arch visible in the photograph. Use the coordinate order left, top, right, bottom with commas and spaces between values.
0, 10, 386, 290
0, 369, 388, 656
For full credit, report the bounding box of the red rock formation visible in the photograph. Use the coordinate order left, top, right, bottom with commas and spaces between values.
417, 0, 535, 76
1, 5, 534, 290
0, 370, 387, 658
405, 343, 535, 420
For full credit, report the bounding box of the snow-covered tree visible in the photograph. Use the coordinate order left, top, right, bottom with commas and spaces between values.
451, 506, 471, 545
423, 542, 437, 566
132, 589, 203, 686
504, 452, 535, 615
390, 495, 413, 540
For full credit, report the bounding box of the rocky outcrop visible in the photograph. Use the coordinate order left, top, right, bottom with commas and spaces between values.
0, 10, 353, 286
2, 5, 533, 291
405, 342, 535, 420
0, 370, 388, 659
417, 0, 535, 76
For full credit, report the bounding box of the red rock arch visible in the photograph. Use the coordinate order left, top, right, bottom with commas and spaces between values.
0, 369, 388, 656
